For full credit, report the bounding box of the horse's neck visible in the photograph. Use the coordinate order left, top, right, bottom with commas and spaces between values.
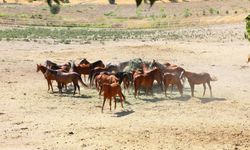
154, 62, 165, 71
184, 71, 193, 78
142, 64, 148, 73
40, 67, 47, 74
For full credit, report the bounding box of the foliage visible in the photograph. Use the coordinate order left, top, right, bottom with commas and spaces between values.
245, 14, 250, 41
183, 8, 192, 17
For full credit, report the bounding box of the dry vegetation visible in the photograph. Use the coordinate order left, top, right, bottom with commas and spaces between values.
0, 0, 250, 150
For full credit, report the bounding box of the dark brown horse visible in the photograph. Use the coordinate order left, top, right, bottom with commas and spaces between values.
45, 60, 71, 72
134, 68, 162, 98
79, 58, 90, 65
100, 83, 125, 113
44, 69, 88, 95
184, 71, 217, 97
73, 60, 105, 83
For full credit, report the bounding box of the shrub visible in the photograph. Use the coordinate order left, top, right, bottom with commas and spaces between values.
50, 4, 60, 14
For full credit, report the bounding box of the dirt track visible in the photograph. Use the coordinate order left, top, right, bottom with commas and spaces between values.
0, 22, 250, 149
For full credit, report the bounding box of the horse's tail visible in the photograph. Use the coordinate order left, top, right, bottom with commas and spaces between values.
78, 74, 88, 88
89, 69, 94, 83
210, 75, 218, 81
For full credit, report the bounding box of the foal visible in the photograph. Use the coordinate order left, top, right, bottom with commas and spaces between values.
100, 83, 125, 113
184, 71, 217, 97
163, 73, 183, 97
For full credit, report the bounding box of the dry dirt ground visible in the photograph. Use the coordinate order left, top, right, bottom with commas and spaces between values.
0, 22, 250, 149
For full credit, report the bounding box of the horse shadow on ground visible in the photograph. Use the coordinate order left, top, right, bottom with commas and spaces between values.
51, 91, 92, 99
198, 97, 227, 104
113, 110, 135, 117
139, 94, 192, 102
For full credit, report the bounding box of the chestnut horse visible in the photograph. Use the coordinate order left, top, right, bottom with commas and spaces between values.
44, 69, 88, 95
134, 68, 162, 98
89, 66, 118, 86
163, 73, 183, 97
183, 71, 217, 97
96, 74, 119, 95
37, 64, 54, 92
100, 83, 125, 113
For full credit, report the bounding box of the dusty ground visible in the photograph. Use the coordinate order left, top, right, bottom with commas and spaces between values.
0, 22, 250, 149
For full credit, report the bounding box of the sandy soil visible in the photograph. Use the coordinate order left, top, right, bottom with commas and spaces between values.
0, 22, 250, 150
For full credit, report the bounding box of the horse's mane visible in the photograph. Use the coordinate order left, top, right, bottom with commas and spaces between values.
92, 60, 104, 66
151, 60, 165, 71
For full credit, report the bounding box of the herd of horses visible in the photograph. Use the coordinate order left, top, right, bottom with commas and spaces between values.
36, 58, 217, 112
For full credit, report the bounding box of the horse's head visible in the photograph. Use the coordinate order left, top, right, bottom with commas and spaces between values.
150, 59, 158, 68
36, 64, 41, 72
80, 58, 90, 64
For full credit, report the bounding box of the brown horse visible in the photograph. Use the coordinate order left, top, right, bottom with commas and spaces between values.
72, 63, 92, 80
184, 71, 217, 97
44, 69, 88, 95
73, 60, 105, 83
37, 64, 54, 92
248, 55, 250, 63
45, 60, 71, 72
89, 66, 118, 86
96, 74, 119, 96
163, 73, 183, 97
134, 68, 162, 98
151, 60, 185, 77
100, 83, 125, 113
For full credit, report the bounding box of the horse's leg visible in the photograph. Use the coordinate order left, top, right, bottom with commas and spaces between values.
77, 83, 80, 95
118, 93, 124, 108
102, 97, 106, 113
109, 98, 112, 111
134, 81, 138, 98
57, 82, 62, 94
177, 82, 183, 97
171, 84, 174, 97
150, 83, 154, 96
73, 83, 76, 95
203, 83, 206, 97
190, 83, 195, 97
207, 81, 212, 97
47, 79, 50, 91
165, 82, 169, 97
64, 84, 67, 91
49, 80, 54, 93
114, 97, 117, 110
